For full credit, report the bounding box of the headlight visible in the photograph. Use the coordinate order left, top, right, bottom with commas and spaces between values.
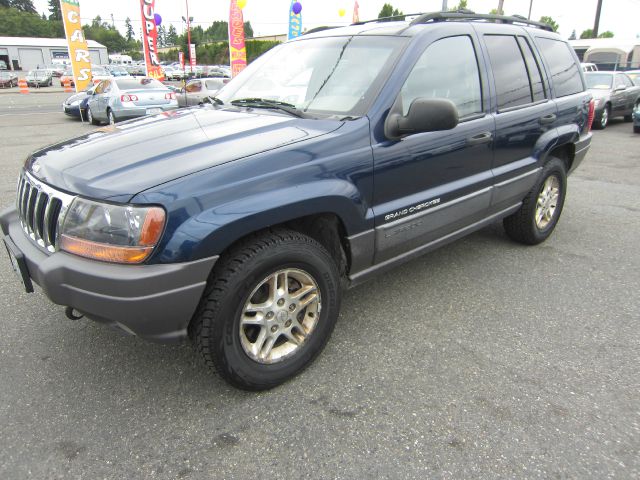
69, 100, 80, 106
60, 198, 166, 264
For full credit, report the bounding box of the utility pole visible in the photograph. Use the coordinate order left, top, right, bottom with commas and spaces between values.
497, 0, 504, 15
528, 0, 533, 20
110, 13, 115, 29
442, 1, 448, 11
593, 0, 603, 38
186, 0, 192, 74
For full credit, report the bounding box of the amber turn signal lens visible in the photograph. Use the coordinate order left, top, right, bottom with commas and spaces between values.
60, 235, 154, 264
139, 207, 166, 246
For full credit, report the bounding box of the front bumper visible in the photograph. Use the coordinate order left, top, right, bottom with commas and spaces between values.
1, 207, 217, 343
63, 104, 81, 117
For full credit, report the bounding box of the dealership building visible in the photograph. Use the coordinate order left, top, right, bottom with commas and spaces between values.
0, 37, 108, 71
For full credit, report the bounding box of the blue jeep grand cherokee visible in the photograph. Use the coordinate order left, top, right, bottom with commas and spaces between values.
1, 12, 593, 390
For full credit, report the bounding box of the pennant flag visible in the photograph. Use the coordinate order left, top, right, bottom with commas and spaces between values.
139, 0, 164, 80
289, 1, 303, 40
229, 1, 248, 77
59, 0, 92, 92
353, 1, 360, 23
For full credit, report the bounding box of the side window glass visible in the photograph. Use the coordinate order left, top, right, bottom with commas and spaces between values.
484, 35, 532, 110
400, 35, 482, 117
621, 75, 633, 88
186, 81, 201, 93
94, 82, 104, 94
517, 36, 546, 101
103, 81, 111, 93
615, 75, 625, 89
536, 37, 583, 97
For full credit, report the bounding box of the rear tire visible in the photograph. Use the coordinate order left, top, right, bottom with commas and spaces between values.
190, 228, 341, 390
503, 157, 567, 245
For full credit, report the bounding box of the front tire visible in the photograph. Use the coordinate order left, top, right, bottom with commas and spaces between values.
87, 107, 99, 125
503, 157, 567, 245
107, 109, 116, 125
190, 229, 341, 390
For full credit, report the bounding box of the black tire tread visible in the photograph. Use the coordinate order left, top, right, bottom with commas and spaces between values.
503, 157, 566, 245
190, 228, 337, 390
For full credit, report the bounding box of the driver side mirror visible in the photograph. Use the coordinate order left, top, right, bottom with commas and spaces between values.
385, 98, 459, 141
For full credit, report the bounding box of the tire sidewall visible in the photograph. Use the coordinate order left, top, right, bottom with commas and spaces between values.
213, 242, 340, 388
530, 158, 567, 242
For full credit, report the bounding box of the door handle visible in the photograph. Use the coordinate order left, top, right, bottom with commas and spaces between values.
539, 113, 556, 125
466, 132, 492, 145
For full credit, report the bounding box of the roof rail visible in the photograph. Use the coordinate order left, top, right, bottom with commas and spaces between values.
304, 26, 339, 35
352, 12, 423, 25
409, 11, 553, 31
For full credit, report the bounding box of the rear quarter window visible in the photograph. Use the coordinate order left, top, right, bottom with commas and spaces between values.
536, 37, 584, 97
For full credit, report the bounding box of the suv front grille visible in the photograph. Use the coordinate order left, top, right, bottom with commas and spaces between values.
16, 171, 75, 253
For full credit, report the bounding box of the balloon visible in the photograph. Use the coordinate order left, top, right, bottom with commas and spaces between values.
237, 0, 247, 9
292, 2, 302, 15
154, 13, 162, 26
338, 8, 346, 17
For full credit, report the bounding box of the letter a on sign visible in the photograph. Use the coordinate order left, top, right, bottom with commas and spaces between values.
59, 0, 92, 92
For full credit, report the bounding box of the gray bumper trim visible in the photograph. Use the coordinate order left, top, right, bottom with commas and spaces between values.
1, 207, 217, 343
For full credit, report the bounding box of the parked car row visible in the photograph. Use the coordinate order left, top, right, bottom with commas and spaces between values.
584, 71, 640, 129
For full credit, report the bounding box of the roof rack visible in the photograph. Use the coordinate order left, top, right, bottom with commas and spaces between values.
409, 10, 553, 31
352, 12, 423, 25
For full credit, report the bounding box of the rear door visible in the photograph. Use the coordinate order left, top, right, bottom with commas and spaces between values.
474, 24, 557, 214
371, 30, 495, 264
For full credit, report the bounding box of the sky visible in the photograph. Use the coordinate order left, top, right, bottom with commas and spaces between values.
33, 0, 640, 41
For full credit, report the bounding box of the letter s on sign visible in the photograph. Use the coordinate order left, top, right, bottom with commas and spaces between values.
78, 69, 90, 81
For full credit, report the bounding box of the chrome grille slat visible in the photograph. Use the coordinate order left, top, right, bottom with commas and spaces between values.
15, 171, 76, 254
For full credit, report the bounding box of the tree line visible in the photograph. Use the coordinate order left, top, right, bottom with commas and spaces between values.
377, 2, 615, 38
0, 0, 255, 61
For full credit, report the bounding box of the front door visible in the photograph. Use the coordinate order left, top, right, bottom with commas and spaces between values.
372, 33, 495, 264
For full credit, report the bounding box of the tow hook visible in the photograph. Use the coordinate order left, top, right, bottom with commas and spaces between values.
65, 306, 84, 321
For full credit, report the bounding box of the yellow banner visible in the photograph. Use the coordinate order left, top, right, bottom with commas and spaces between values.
59, 0, 92, 92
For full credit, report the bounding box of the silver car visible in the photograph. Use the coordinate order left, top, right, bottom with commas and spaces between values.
178, 78, 227, 107
86, 77, 179, 125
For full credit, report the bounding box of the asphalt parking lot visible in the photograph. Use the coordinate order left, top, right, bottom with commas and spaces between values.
0, 91, 638, 479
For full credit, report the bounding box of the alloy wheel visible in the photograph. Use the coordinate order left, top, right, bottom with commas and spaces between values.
535, 175, 560, 230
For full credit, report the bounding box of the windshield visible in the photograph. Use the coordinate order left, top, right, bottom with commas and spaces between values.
585, 73, 613, 89
217, 36, 406, 117
116, 78, 165, 90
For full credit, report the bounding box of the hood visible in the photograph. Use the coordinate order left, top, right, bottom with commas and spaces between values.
26, 107, 343, 200
64, 91, 88, 104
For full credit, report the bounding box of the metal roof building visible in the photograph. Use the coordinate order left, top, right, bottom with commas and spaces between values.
0, 37, 108, 71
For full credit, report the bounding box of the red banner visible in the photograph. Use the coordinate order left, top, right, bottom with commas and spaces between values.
189, 44, 197, 69
228, 1, 247, 78
139, 0, 164, 80
179, 51, 185, 70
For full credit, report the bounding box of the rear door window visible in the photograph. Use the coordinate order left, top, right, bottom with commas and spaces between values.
484, 35, 533, 110
517, 36, 546, 102
536, 37, 583, 97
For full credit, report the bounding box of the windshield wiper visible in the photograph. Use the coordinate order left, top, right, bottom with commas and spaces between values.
230, 98, 308, 118
204, 96, 224, 105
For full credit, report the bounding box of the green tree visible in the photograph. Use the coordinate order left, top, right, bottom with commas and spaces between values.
83, 15, 129, 53
0, 0, 10, 7
47, 0, 61, 21
157, 24, 166, 48
378, 3, 403, 19
598, 31, 614, 38
539, 16, 559, 32
580, 28, 594, 39
449, 1, 468, 11
167, 24, 178, 46
10, 0, 36, 13
125, 17, 134, 42
0, 5, 64, 37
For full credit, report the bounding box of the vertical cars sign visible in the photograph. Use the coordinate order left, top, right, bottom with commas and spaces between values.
59, 0, 91, 92
139, 0, 164, 80
228, 1, 247, 78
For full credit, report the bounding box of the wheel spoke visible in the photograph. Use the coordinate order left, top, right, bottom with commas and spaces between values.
240, 313, 265, 326
260, 335, 278, 359
284, 330, 301, 346
252, 328, 268, 356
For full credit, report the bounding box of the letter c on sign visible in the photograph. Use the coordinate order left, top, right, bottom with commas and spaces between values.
68, 11, 79, 23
